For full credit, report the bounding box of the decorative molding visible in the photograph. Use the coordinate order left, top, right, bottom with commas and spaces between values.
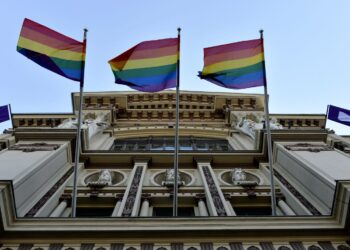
202, 166, 227, 216
122, 166, 143, 217
272, 168, 321, 215
25, 167, 74, 217
284, 143, 332, 152
9, 143, 60, 152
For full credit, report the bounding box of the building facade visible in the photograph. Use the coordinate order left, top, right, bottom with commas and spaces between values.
0, 90, 350, 249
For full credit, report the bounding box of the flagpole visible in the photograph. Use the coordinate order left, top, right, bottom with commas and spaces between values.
260, 30, 277, 216
173, 27, 181, 217
71, 28, 88, 218
8, 104, 14, 129
324, 105, 330, 130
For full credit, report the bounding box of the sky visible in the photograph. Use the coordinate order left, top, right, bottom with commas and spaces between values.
1, 0, 350, 135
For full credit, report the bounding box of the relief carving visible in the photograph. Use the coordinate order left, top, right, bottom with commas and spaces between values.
122, 166, 143, 216
285, 143, 332, 152
9, 143, 60, 152
202, 166, 227, 216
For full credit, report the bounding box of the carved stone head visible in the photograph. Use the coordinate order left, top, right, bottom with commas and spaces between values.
97, 169, 112, 186
231, 168, 247, 183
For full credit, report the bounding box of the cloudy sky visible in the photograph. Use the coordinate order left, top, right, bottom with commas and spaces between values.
1, 0, 350, 135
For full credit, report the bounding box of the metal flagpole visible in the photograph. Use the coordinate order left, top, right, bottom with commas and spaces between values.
8, 104, 14, 129
324, 105, 330, 130
71, 28, 88, 218
173, 27, 181, 217
260, 29, 277, 216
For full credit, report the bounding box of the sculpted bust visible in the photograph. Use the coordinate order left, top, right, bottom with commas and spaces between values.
97, 169, 112, 186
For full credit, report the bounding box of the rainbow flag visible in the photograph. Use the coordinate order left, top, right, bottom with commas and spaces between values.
108, 38, 179, 92
17, 18, 85, 82
199, 39, 265, 89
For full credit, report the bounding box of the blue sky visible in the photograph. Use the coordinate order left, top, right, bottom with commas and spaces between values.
1, 0, 350, 135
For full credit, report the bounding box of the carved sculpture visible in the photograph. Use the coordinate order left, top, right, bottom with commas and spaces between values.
232, 113, 283, 140
87, 169, 113, 192
58, 112, 110, 140
231, 168, 258, 187
162, 169, 185, 187
97, 169, 113, 186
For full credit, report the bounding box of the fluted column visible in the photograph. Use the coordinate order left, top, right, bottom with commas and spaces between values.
139, 196, 150, 217
278, 199, 296, 216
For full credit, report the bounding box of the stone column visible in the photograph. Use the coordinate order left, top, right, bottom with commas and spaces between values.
50, 201, 67, 217
49, 194, 71, 217
111, 195, 123, 217
278, 199, 296, 216
224, 193, 236, 216
139, 195, 150, 217
197, 198, 209, 216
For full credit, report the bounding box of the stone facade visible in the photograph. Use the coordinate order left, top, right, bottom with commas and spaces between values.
0, 90, 349, 245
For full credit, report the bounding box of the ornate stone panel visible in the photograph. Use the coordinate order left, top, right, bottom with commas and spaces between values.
289, 242, 306, 250
122, 166, 143, 217
284, 143, 332, 152
202, 166, 227, 216
9, 143, 60, 152
25, 167, 74, 217
273, 168, 322, 215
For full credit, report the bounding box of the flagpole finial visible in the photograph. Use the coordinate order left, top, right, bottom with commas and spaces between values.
177, 27, 181, 33
83, 28, 88, 40
259, 29, 264, 39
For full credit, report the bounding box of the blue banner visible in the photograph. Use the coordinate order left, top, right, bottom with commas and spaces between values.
0, 105, 10, 123
328, 105, 350, 127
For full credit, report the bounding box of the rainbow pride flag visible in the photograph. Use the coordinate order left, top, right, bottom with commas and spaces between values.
199, 39, 265, 89
17, 18, 85, 82
108, 38, 179, 92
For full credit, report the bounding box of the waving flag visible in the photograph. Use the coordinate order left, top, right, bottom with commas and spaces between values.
327, 105, 350, 127
0, 105, 10, 123
17, 18, 85, 82
199, 39, 265, 89
108, 38, 179, 92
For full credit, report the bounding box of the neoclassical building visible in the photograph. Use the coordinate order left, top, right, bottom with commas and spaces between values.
0, 90, 350, 249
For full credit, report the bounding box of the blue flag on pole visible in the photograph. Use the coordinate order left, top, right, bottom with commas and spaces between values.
0, 105, 10, 123
327, 105, 350, 127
